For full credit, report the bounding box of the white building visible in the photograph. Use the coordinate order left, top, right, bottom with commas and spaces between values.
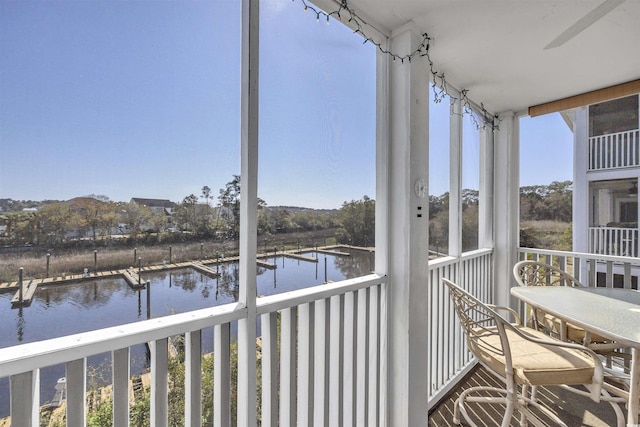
573, 93, 640, 286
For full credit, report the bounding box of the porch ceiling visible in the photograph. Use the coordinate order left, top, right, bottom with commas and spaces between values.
346, 0, 640, 115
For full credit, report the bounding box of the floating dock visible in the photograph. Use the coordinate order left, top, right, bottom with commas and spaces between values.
1, 245, 372, 308
316, 248, 350, 257
11, 280, 38, 308
256, 260, 277, 270
191, 262, 220, 278
284, 252, 318, 262
122, 269, 145, 289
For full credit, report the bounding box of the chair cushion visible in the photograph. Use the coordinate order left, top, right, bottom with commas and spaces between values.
470, 325, 595, 386
536, 311, 609, 343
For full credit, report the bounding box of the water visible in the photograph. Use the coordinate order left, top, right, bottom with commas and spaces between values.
0, 249, 374, 417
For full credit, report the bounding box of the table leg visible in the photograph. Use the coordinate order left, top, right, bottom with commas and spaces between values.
629, 348, 640, 426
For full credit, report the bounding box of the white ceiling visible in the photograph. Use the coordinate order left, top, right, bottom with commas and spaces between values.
342, 0, 640, 115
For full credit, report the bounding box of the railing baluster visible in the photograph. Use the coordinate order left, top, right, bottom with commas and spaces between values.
343, 291, 356, 427
356, 288, 369, 425
261, 312, 279, 427
185, 330, 202, 427
606, 261, 614, 288
10, 370, 39, 426
113, 347, 130, 426
314, 298, 329, 426
151, 338, 168, 427
329, 294, 343, 425
367, 285, 380, 426
214, 324, 230, 427
279, 307, 297, 427
297, 302, 313, 426
66, 358, 86, 426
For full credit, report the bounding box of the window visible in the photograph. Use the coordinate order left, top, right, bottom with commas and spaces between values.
589, 95, 639, 137
461, 115, 480, 252
428, 94, 451, 258
519, 113, 573, 250
257, 0, 376, 293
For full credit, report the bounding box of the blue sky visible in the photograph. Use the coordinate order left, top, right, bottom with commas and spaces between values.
0, 0, 571, 209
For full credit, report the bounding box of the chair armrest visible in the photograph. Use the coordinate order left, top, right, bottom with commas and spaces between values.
487, 304, 521, 326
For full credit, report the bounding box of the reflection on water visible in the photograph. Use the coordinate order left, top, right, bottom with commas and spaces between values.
0, 249, 373, 417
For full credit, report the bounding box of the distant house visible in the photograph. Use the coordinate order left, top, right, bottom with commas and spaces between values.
130, 198, 177, 230
130, 198, 177, 216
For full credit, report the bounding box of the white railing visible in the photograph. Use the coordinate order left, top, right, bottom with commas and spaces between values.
257, 274, 385, 427
0, 274, 386, 426
588, 129, 640, 171
589, 226, 638, 257
517, 247, 640, 289
427, 248, 493, 409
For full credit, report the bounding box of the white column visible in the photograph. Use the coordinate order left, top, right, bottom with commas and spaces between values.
493, 112, 519, 308
449, 95, 463, 257
385, 24, 430, 427
479, 126, 494, 249
573, 107, 589, 254
375, 33, 390, 427
238, 0, 258, 425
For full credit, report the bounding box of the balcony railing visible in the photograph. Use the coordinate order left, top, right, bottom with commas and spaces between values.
518, 247, 640, 289
589, 226, 638, 257
0, 247, 497, 425
427, 248, 493, 408
0, 273, 385, 426
588, 129, 640, 171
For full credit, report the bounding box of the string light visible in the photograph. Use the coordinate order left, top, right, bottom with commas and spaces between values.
292, 0, 500, 131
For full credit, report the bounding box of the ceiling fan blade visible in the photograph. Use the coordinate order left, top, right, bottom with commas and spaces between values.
544, 0, 625, 49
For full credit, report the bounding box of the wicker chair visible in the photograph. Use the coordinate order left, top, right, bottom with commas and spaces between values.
442, 278, 625, 427
513, 260, 624, 354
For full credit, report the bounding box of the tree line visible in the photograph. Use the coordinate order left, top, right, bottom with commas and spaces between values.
0, 177, 376, 249
0, 179, 571, 250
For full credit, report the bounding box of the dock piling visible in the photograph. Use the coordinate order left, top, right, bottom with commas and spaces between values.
46, 253, 50, 278
94, 250, 97, 275
18, 268, 23, 303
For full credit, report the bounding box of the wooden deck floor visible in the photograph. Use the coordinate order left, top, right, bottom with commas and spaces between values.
429, 365, 621, 427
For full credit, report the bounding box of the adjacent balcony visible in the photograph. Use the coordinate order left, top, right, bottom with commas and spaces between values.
588, 129, 640, 171
589, 226, 638, 257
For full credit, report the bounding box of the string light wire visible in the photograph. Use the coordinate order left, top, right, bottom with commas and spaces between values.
293, 0, 500, 131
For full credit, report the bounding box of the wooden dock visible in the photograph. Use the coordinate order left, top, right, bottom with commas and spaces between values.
122, 269, 145, 289
316, 248, 351, 256
283, 252, 318, 262
1, 246, 375, 308
191, 262, 220, 278
10, 280, 38, 308
256, 259, 277, 269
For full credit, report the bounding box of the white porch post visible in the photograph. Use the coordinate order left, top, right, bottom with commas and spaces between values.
449, 95, 463, 257
238, 0, 258, 425
479, 126, 494, 249
573, 107, 589, 254
385, 24, 430, 426
493, 112, 519, 308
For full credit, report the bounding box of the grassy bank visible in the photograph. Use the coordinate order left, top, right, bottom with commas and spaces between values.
520, 220, 571, 251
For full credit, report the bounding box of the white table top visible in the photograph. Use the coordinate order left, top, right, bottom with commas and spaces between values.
511, 286, 640, 348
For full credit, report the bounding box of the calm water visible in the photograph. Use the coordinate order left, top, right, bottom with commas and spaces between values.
0, 249, 374, 417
